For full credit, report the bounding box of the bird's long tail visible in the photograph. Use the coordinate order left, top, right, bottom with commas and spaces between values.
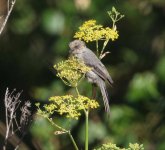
97, 79, 110, 114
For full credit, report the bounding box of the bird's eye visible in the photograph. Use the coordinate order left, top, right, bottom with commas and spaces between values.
74, 45, 79, 49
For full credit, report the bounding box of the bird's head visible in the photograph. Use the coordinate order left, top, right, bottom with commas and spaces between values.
69, 40, 86, 54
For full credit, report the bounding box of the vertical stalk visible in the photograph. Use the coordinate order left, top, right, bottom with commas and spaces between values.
85, 110, 89, 150
68, 131, 79, 150
4, 89, 9, 149
100, 40, 108, 58
75, 87, 80, 96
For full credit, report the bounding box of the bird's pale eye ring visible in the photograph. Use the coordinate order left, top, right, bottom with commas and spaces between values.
74, 45, 79, 49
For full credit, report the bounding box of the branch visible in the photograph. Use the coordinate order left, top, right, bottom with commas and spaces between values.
3, 88, 31, 150
0, 0, 16, 35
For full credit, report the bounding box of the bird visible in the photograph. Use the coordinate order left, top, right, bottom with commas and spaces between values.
69, 39, 113, 113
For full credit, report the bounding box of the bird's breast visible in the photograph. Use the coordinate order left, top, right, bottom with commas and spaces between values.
85, 71, 98, 84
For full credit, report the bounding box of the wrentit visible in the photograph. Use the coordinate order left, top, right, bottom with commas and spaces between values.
69, 40, 113, 113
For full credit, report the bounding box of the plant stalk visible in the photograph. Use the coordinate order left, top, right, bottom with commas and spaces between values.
68, 131, 79, 150
75, 87, 80, 96
85, 110, 89, 150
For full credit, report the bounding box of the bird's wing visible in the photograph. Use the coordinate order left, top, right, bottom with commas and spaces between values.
93, 62, 113, 84
82, 49, 113, 84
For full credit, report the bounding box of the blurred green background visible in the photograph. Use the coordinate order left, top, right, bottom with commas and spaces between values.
0, 0, 165, 150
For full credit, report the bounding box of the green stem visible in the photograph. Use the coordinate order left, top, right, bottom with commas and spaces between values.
101, 40, 108, 55
46, 115, 79, 150
85, 110, 89, 150
75, 87, 80, 96
68, 131, 79, 150
46, 116, 68, 132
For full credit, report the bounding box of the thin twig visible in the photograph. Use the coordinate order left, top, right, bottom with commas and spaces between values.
4, 88, 9, 139
0, 0, 16, 35
68, 131, 79, 150
3, 88, 31, 150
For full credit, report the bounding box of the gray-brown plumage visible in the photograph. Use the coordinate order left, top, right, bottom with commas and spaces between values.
69, 40, 113, 113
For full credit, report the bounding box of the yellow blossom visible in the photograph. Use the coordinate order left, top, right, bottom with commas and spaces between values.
54, 56, 91, 87
94, 142, 144, 150
44, 104, 57, 114
74, 19, 119, 42
129, 143, 144, 150
47, 95, 99, 119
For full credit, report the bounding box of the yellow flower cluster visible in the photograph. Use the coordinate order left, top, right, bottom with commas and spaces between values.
96, 143, 121, 150
74, 20, 119, 42
54, 56, 91, 87
94, 142, 144, 150
129, 143, 144, 150
46, 95, 99, 120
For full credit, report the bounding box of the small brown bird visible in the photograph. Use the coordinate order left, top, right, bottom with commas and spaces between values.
69, 40, 113, 113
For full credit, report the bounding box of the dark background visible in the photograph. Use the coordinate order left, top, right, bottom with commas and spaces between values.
0, 0, 165, 149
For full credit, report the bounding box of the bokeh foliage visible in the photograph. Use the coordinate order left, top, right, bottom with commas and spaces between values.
0, 0, 165, 150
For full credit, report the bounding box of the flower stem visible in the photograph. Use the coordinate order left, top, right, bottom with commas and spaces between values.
68, 131, 79, 150
85, 110, 89, 150
75, 87, 80, 96
100, 40, 109, 58
46, 116, 68, 132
